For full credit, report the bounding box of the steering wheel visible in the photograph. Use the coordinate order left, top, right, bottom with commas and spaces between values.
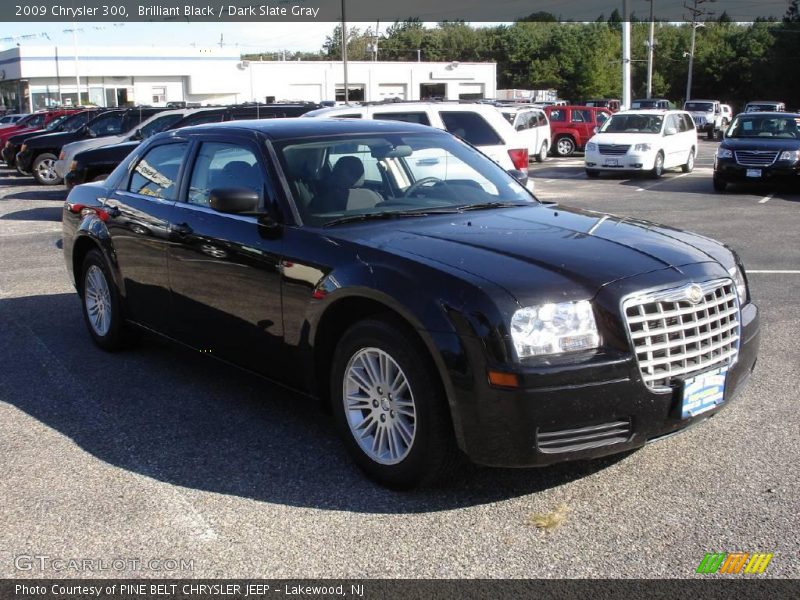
403, 177, 443, 197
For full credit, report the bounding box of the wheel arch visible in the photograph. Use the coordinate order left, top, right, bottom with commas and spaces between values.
71, 227, 124, 296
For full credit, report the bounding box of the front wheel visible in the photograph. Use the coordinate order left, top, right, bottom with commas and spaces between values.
32, 153, 62, 186
682, 149, 695, 173
650, 151, 665, 179
554, 136, 576, 157
331, 318, 460, 489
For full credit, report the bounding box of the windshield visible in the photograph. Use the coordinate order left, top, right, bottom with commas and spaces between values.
274, 132, 534, 227
138, 113, 184, 139
44, 116, 67, 131
746, 104, 780, 112
726, 115, 800, 139
685, 102, 713, 112
631, 100, 659, 109
600, 113, 664, 134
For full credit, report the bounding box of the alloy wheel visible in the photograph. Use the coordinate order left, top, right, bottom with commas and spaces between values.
35, 158, 58, 183
84, 265, 112, 337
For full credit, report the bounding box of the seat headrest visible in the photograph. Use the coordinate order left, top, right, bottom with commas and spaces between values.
331, 155, 365, 188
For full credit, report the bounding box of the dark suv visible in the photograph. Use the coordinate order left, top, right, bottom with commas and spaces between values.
16, 107, 167, 185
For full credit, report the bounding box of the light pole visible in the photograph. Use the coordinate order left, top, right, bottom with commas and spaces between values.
341, 0, 348, 103
621, 0, 631, 110
646, 0, 656, 98
685, 22, 705, 102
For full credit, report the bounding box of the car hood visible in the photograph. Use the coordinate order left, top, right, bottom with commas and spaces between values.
590, 133, 662, 146
63, 135, 124, 158
78, 140, 140, 162
721, 137, 800, 150
24, 130, 82, 148
341, 205, 731, 304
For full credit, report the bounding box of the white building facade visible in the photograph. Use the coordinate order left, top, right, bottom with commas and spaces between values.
0, 46, 496, 112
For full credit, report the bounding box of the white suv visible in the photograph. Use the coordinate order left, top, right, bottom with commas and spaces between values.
684, 100, 725, 140
303, 102, 530, 174
584, 110, 697, 178
498, 105, 551, 163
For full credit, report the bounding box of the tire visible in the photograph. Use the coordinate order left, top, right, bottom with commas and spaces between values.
330, 318, 460, 489
535, 141, 548, 163
650, 151, 665, 179
554, 136, 576, 157
585, 169, 600, 178
682, 149, 695, 173
32, 153, 62, 186
79, 248, 129, 351
713, 176, 727, 192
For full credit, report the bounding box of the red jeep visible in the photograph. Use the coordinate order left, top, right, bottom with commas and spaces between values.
544, 105, 612, 157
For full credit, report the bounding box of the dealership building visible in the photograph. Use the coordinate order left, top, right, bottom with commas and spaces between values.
0, 46, 496, 112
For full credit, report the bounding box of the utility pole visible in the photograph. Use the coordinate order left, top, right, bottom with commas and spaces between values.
341, 0, 348, 103
622, 0, 631, 110
54, 46, 62, 106
646, 0, 656, 98
684, 0, 716, 102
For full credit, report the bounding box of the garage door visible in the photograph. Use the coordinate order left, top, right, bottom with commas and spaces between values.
458, 83, 485, 100
378, 84, 407, 101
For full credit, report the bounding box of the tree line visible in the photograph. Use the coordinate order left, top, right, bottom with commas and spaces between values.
243, 5, 800, 111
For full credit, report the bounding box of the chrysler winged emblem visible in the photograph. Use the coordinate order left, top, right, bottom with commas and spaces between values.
687, 284, 704, 304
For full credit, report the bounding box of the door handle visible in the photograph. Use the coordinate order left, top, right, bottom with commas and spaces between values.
170, 222, 193, 236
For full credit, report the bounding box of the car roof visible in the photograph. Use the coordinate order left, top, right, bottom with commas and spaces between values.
616, 109, 683, 115
171, 117, 444, 140
685, 99, 718, 103
736, 111, 800, 116
311, 102, 500, 114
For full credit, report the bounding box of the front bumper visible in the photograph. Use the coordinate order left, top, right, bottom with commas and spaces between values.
15, 148, 33, 174
715, 158, 800, 183
2, 143, 18, 166
585, 150, 658, 172
54, 158, 69, 179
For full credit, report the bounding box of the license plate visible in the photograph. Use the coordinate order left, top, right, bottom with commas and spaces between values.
746, 169, 762, 178
681, 367, 728, 419
604, 158, 619, 167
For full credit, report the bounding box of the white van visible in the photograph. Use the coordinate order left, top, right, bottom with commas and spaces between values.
498, 106, 551, 162
303, 102, 530, 173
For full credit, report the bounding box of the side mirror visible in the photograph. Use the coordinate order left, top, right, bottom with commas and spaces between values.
132, 128, 143, 141
209, 188, 261, 214
507, 168, 529, 186
664, 127, 678, 136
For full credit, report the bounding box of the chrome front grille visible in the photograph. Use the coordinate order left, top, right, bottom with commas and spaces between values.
622, 279, 740, 391
735, 151, 779, 167
537, 420, 631, 454
599, 144, 630, 155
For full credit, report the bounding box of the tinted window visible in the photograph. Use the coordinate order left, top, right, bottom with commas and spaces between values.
571, 110, 591, 123
336, 114, 362, 119
139, 114, 184, 139
373, 112, 431, 126
88, 112, 124, 136
61, 112, 91, 131
128, 143, 188, 200
682, 114, 695, 131
27, 114, 46, 128
548, 109, 566, 122
596, 111, 610, 126
439, 112, 503, 146
537, 112, 548, 127
176, 113, 225, 127
187, 142, 264, 207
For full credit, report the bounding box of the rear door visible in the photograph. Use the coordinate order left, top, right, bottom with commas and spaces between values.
569, 108, 593, 148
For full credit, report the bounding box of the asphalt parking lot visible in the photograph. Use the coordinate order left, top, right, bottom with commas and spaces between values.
0, 139, 798, 579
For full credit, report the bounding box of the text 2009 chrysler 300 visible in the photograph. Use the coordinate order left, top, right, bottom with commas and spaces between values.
62, 119, 759, 488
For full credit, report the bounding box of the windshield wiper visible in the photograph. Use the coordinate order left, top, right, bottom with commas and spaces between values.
323, 208, 461, 227
451, 201, 528, 212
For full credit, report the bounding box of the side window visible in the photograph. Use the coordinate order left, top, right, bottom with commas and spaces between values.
596, 112, 610, 126
336, 114, 362, 119
548, 110, 566, 123
127, 143, 188, 200
439, 112, 503, 146
537, 112, 548, 127
571, 110, 591, 123
187, 142, 264, 207
88, 113, 124, 136
373, 112, 431, 125
179, 113, 225, 127
667, 115, 681, 132
684, 114, 696, 130
139, 114, 183, 139
28, 114, 46, 128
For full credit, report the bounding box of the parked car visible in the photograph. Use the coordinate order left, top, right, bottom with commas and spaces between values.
584, 99, 621, 113
544, 105, 612, 157
63, 118, 758, 488
721, 104, 733, 126
303, 102, 531, 173
584, 110, 697, 178
15, 107, 166, 185
684, 100, 726, 140
3, 110, 101, 168
0, 109, 81, 153
63, 105, 321, 189
54, 108, 195, 180
0, 113, 28, 127
631, 98, 674, 110
712, 112, 800, 191
498, 105, 551, 162
744, 101, 786, 113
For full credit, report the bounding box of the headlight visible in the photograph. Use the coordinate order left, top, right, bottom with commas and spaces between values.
586, 142, 598, 152
69, 160, 78, 172
779, 150, 800, 162
717, 148, 733, 159
728, 265, 748, 305
633, 143, 652, 152
510, 300, 599, 358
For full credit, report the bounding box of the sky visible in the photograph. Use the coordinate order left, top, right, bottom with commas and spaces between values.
0, 22, 354, 54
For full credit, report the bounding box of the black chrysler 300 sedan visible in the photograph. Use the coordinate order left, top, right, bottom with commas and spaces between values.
62, 119, 759, 488
714, 112, 800, 191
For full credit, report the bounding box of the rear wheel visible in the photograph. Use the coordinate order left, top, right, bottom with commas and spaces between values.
535, 141, 548, 163
330, 318, 460, 489
713, 176, 728, 192
682, 149, 695, 173
32, 153, 61, 185
554, 136, 576, 157
650, 151, 665, 179
80, 249, 130, 351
